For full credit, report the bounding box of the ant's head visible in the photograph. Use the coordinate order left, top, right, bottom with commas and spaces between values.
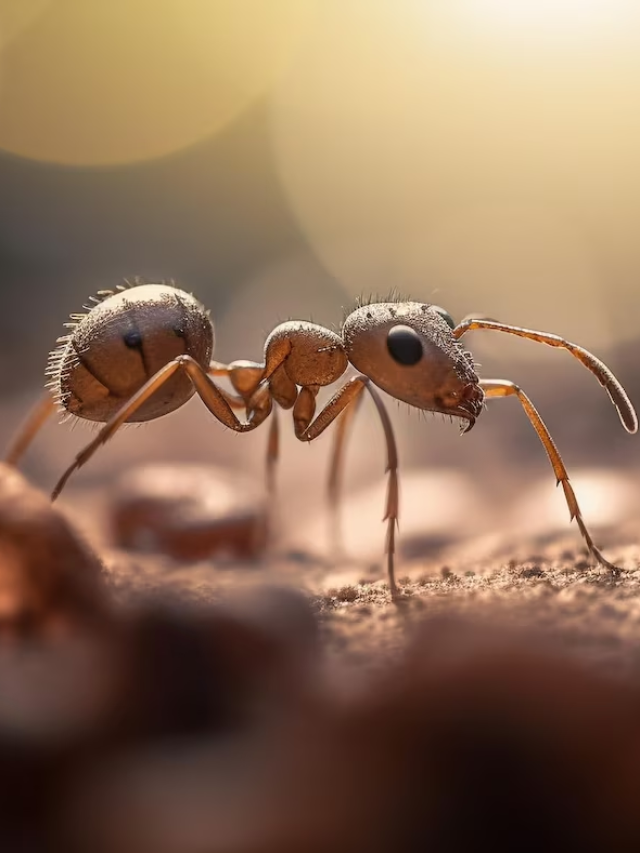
342, 302, 484, 431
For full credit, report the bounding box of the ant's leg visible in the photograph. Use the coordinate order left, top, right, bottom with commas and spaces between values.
327, 390, 364, 554
212, 360, 281, 544
481, 379, 619, 572
294, 376, 400, 598
266, 402, 279, 496
454, 319, 637, 434
210, 361, 276, 435
52, 356, 256, 500
4, 368, 247, 472
4, 393, 57, 466
365, 383, 400, 598
209, 360, 265, 404
225, 377, 277, 489
261, 401, 281, 555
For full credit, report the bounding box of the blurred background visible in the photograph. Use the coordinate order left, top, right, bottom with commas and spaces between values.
0, 0, 638, 557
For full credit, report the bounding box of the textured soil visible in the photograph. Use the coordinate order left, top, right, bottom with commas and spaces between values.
101, 510, 640, 674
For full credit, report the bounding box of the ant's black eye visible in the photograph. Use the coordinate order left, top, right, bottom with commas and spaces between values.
386, 325, 423, 365
123, 329, 143, 349
433, 305, 456, 329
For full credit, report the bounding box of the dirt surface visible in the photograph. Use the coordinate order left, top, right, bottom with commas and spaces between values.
99, 516, 640, 673
25, 441, 631, 678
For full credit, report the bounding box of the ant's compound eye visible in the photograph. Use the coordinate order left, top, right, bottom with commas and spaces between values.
386, 325, 423, 365
123, 329, 143, 349
432, 305, 456, 329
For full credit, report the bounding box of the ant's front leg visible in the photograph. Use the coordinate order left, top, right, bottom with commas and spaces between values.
481, 379, 620, 573
455, 319, 637, 434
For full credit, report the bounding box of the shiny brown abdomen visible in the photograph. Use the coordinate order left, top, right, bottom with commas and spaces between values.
52, 285, 214, 423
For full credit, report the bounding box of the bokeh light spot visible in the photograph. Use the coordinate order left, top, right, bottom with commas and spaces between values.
0, 0, 51, 49
449, 0, 637, 43
271, 0, 640, 347
0, 0, 314, 165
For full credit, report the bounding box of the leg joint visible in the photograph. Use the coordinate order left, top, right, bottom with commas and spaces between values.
175, 354, 196, 367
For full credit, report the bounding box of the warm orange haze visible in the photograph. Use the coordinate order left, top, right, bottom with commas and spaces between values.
0, 4, 639, 850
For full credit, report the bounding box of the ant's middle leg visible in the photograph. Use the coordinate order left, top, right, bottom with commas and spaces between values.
52, 355, 258, 500
293, 376, 400, 598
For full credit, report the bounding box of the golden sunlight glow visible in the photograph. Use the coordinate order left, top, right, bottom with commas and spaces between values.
271, 0, 640, 348
0, 0, 50, 49
0, 0, 314, 166
457, 0, 633, 37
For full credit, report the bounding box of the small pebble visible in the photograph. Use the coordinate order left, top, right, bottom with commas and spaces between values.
109, 463, 268, 561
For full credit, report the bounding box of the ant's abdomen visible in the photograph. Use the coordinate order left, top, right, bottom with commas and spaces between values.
48, 284, 214, 423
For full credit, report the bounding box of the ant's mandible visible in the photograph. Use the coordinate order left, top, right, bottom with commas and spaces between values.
4, 279, 638, 598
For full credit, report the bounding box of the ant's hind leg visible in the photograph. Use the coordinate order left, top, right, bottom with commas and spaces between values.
481, 379, 620, 572
4, 393, 57, 466
52, 355, 256, 501
295, 376, 400, 598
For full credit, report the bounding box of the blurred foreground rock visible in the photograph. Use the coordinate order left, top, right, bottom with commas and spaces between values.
0, 585, 318, 852
0, 611, 638, 852
109, 463, 269, 561
0, 463, 108, 636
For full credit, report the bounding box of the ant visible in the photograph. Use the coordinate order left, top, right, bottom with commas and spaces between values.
4, 279, 637, 598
